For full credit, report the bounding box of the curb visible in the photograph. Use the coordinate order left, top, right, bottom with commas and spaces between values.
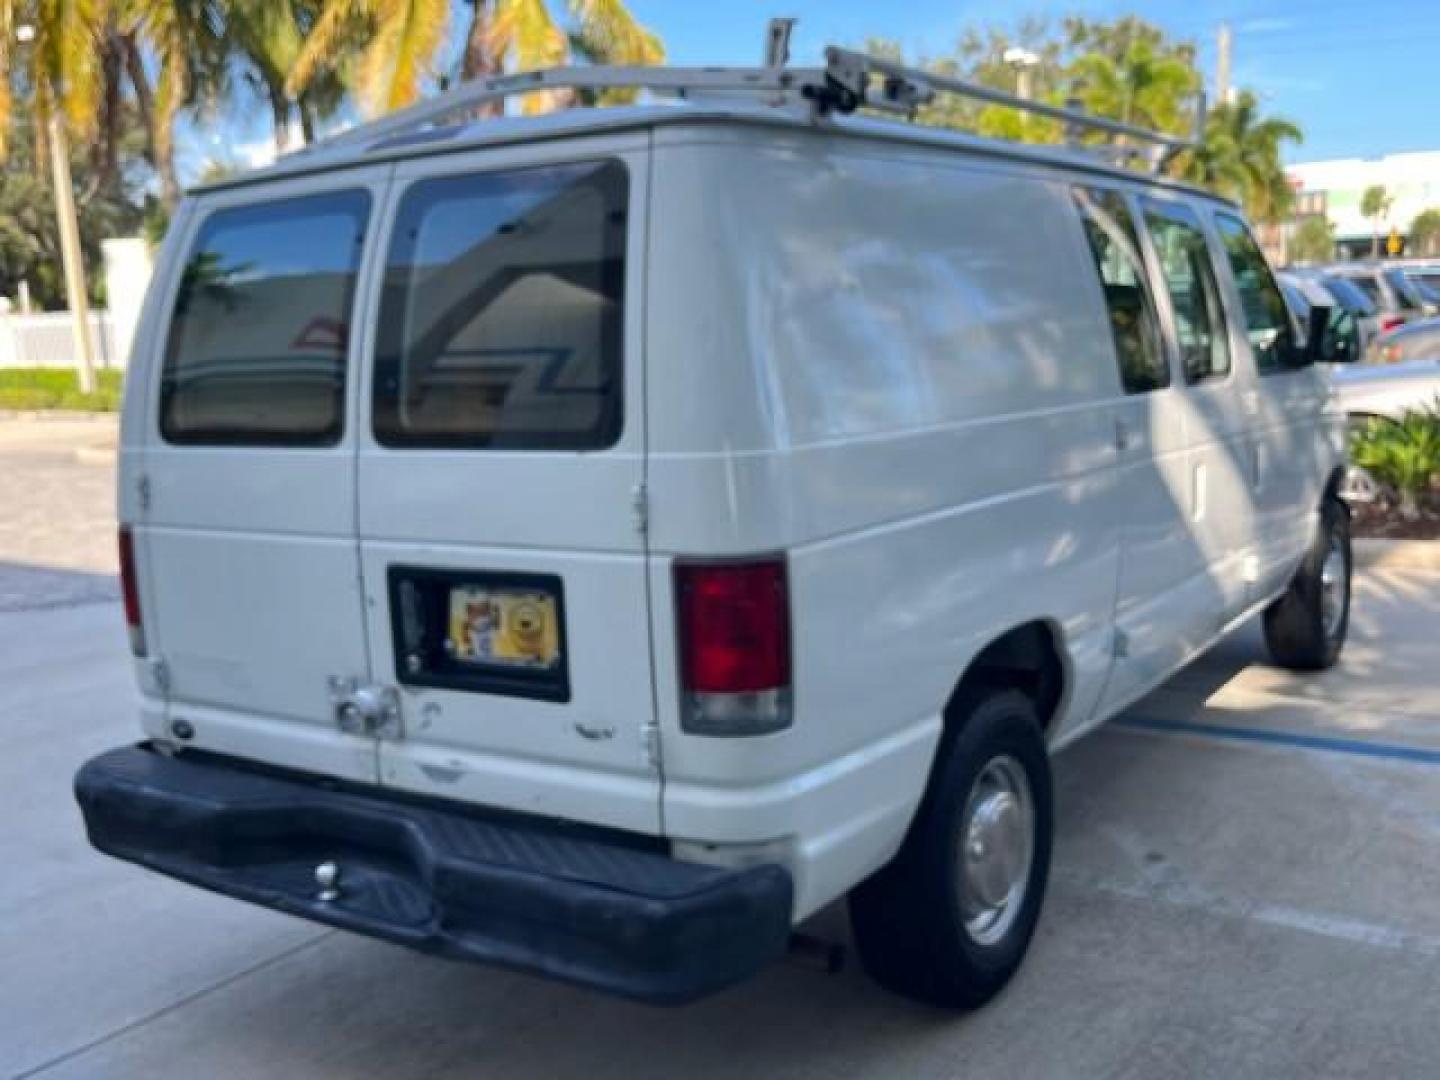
0, 410, 119, 422
1354, 538, 1440, 572
74, 444, 118, 466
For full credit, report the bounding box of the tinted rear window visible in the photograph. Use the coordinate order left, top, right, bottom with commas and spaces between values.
373, 160, 627, 450
160, 190, 370, 445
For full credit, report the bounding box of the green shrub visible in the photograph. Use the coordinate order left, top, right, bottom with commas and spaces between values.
0, 368, 124, 411
1350, 401, 1440, 517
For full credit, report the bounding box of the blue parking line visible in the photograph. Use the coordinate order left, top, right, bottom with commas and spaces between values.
1112, 716, 1440, 766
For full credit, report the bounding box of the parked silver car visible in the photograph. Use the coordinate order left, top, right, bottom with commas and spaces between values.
1327, 263, 1430, 331
1332, 357, 1440, 422
1372, 317, 1440, 365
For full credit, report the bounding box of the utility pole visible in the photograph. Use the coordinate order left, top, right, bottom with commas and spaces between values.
1216, 22, 1233, 106
47, 110, 98, 394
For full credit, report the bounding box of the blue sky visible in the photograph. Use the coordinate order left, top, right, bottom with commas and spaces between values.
626, 0, 1437, 162
189, 0, 1439, 178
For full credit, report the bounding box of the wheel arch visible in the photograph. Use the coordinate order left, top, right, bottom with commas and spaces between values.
943, 619, 1070, 738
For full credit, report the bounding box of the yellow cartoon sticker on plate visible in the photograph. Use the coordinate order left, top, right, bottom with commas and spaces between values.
447, 587, 560, 669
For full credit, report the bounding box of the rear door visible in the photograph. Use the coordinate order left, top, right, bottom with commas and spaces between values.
140, 169, 388, 782
356, 138, 660, 833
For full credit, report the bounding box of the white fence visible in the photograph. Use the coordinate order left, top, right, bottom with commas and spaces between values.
0, 312, 122, 371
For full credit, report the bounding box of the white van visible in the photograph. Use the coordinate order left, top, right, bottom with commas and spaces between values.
76, 40, 1351, 1009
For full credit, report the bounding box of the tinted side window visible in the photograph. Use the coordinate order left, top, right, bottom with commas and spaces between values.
1349, 275, 1383, 306
1073, 187, 1169, 393
160, 191, 370, 445
373, 160, 627, 450
1142, 201, 1230, 384
1214, 212, 1301, 374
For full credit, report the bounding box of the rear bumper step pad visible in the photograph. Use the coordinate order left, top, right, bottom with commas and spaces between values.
74, 745, 793, 1005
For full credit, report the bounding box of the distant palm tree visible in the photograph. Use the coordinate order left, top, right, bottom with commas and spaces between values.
1182, 91, 1302, 226
1069, 34, 1197, 138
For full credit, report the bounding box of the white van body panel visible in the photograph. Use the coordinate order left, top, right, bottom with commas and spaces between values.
643, 130, 1129, 915
120, 107, 1341, 926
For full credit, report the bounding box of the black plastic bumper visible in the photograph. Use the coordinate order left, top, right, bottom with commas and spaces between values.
74, 745, 793, 1005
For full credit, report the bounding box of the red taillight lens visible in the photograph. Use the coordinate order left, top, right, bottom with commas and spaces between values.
118, 526, 146, 656
1381, 314, 1405, 334
675, 559, 791, 735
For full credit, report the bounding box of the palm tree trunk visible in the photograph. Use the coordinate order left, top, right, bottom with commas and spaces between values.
92, 33, 125, 196
461, 1, 500, 80
269, 87, 295, 155
121, 34, 179, 208
461, 0, 504, 118
298, 96, 317, 146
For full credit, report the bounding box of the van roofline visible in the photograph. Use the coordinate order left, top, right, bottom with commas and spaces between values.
190, 102, 1237, 210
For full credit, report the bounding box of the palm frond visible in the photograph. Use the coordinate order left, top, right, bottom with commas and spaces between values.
286, 0, 367, 98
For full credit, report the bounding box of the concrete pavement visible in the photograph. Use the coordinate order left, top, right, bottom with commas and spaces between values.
2, 415, 1438, 1078
2, 569, 1437, 1079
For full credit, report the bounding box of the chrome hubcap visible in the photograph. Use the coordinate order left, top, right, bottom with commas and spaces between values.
958, 755, 1034, 946
1320, 536, 1347, 641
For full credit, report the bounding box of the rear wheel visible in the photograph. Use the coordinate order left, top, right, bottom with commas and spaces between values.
1263, 496, 1351, 671
849, 685, 1052, 1009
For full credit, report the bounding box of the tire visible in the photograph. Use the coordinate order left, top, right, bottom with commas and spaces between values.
849, 685, 1053, 1009
1263, 496, 1351, 671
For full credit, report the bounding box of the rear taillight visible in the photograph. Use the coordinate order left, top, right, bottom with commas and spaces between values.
675, 559, 791, 736
118, 526, 146, 656
1380, 314, 1405, 334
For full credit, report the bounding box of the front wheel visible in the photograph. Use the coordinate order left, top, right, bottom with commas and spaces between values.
849, 686, 1053, 1009
1263, 495, 1351, 671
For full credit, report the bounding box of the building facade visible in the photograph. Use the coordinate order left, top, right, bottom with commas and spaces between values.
1286, 150, 1440, 260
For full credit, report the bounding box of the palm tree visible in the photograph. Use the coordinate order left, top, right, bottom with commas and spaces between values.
105, 0, 226, 206
1068, 33, 1198, 138
286, 0, 451, 117
0, 0, 110, 162
227, 0, 351, 153
1181, 91, 1301, 226
1361, 184, 1393, 258
289, 0, 662, 121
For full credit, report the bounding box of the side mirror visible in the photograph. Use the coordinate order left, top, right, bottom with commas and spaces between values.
1302, 303, 1334, 365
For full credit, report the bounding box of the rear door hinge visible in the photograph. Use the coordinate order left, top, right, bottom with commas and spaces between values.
631, 482, 649, 534
1112, 628, 1130, 659
146, 657, 170, 695
137, 473, 152, 514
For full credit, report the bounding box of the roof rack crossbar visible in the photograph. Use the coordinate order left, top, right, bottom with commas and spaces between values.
819, 46, 1199, 166
300, 63, 822, 156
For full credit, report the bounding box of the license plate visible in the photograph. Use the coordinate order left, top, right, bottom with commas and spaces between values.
446, 586, 561, 670
389, 566, 571, 702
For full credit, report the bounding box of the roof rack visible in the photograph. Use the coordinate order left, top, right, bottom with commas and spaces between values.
810, 47, 1202, 175
298, 18, 1200, 177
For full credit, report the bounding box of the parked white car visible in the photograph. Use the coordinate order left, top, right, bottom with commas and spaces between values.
1332, 358, 1440, 421
74, 38, 1351, 1010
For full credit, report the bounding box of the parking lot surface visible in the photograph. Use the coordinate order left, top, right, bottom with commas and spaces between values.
3, 419, 1438, 1079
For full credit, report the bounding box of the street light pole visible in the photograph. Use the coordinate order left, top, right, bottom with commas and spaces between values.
17, 23, 97, 395
46, 109, 98, 394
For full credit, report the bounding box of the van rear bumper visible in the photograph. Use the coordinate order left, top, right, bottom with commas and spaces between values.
74, 745, 793, 1005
